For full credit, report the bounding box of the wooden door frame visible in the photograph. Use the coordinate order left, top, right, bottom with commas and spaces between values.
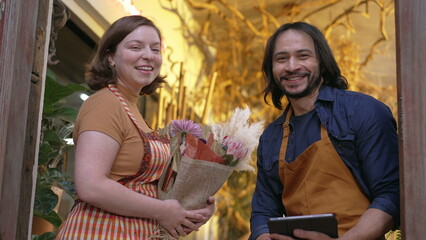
0, 0, 53, 239
395, 0, 426, 239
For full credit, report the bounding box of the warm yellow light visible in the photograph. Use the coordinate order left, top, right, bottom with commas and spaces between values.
116, 0, 143, 15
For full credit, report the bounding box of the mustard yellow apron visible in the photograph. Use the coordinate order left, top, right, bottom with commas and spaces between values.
278, 107, 370, 236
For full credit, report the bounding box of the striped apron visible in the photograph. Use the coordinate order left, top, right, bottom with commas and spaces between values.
56, 84, 170, 239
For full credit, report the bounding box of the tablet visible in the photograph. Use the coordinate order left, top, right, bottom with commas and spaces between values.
268, 213, 338, 239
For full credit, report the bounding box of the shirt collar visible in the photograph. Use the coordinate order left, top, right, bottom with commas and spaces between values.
273, 86, 336, 126
317, 85, 335, 102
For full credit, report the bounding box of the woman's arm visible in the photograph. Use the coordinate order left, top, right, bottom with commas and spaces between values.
74, 131, 205, 238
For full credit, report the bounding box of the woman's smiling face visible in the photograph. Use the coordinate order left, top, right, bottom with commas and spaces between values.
108, 25, 162, 95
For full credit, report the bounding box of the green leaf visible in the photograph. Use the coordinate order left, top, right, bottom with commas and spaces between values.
34, 188, 58, 215
46, 150, 60, 162
43, 129, 63, 147
38, 152, 49, 165
45, 168, 67, 181
36, 180, 53, 191
39, 210, 63, 228
51, 107, 78, 123
44, 70, 88, 104
66, 83, 88, 92
57, 180, 76, 197
39, 142, 53, 153
45, 78, 73, 103
38, 143, 53, 165
229, 158, 239, 167
32, 231, 57, 240
223, 154, 234, 165
40, 168, 75, 198
44, 73, 61, 102
43, 98, 54, 116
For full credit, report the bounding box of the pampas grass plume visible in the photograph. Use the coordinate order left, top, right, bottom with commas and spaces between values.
210, 106, 264, 171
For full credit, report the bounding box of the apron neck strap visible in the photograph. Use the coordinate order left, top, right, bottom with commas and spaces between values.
108, 84, 144, 133
283, 105, 328, 140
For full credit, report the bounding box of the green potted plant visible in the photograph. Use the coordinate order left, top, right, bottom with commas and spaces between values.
32, 69, 88, 240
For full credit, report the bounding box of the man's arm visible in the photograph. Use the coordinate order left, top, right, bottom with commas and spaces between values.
250, 133, 285, 240
340, 208, 392, 240
354, 96, 400, 227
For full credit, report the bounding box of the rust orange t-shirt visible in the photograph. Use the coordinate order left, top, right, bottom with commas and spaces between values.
73, 84, 146, 181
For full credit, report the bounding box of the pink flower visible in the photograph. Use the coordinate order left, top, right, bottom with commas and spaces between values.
233, 147, 248, 160
222, 136, 248, 160
170, 119, 203, 138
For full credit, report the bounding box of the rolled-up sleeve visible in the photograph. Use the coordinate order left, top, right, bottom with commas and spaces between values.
353, 96, 400, 227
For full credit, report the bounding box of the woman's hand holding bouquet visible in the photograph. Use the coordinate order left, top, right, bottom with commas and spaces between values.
151, 106, 263, 239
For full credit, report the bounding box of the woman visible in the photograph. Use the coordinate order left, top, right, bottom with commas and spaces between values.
57, 15, 214, 239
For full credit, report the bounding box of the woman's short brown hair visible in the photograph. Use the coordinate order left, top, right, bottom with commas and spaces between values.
85, 15, 166, 95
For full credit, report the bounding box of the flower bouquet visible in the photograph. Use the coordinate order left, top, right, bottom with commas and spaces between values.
151, 106, 263, 239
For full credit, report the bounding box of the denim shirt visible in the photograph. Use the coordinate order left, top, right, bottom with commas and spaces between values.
249, 86, 400, 240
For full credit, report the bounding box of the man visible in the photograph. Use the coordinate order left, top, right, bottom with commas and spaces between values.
250, 22, 399, 240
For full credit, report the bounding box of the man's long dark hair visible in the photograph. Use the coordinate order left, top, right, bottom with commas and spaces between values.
262, 22, 348, 110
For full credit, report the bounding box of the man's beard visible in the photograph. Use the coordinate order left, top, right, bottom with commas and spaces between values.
281, 73, 322, 99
